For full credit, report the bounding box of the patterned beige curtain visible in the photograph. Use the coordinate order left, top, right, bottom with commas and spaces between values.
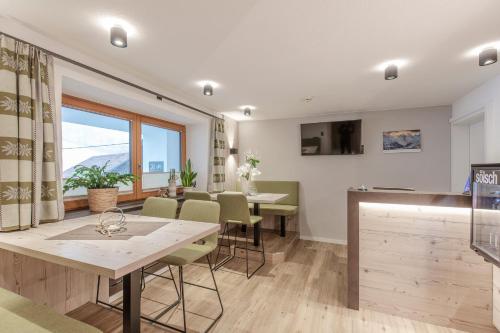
207, 118, 226, 193
0, 34, 64, 231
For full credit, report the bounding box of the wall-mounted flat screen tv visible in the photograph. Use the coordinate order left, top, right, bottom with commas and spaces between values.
301, 120, 362, 155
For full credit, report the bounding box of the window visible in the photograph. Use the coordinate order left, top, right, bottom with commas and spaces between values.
62, 95, 186, 209
62, 107, 132, 197
141, 123, 181, 190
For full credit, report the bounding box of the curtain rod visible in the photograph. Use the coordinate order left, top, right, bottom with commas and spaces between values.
0, 31, 221, 120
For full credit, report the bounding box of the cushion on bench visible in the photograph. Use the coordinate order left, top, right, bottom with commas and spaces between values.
243, 181, 299, 216
253, 181, 299, 206
0, 288, 102, 333
259, 203, 298, 216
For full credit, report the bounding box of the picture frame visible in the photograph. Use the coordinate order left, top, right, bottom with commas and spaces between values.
383, 129, 421, 153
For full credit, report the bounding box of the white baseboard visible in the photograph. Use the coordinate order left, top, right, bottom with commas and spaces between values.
299, 235, 347, 245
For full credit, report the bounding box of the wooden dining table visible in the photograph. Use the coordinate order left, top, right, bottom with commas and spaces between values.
0, 214, 219, 333
210, 192, 289, 246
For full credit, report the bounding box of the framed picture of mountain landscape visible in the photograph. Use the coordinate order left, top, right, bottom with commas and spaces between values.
383, 129, 421, 153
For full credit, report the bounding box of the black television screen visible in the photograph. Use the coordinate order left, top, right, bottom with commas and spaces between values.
301, 120, 362, 155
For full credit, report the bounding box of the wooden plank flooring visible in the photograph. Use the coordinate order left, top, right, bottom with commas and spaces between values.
68, 240, 469, 332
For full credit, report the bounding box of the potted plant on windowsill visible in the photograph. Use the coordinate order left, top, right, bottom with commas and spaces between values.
180, 159, 197, 192
63, 161, 137, 212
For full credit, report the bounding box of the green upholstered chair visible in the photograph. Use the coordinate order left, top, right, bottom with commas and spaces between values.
184, 191, 211, 201
214, 193, 265, 279
245, 181, 299, 237
0, 288, 102, 333
142, 200, 223, 333
141, 197, 178, 219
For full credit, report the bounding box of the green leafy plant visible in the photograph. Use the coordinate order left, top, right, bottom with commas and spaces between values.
180, 159, 197, 187
63, 161, 137, 193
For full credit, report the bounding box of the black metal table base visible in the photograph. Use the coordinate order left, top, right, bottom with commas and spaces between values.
253, 203, 261, 246
280, 215, 286, 237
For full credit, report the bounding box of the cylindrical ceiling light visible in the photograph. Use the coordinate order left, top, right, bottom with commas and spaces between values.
385, 64, 398, 80
110, 26, 127, 48
479, 48, 498, 66
203, 84, 213, 96
244, 108, 251, 117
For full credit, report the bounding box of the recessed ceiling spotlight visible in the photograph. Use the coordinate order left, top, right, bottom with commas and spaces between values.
197, 80, 219, 96
465, 41, 500, 58
239, 105, 256, 117
374, 59, 409, 72
479, 48, 498, 66
110, 26, 127, 48
203, 84, 213, 96
98, 16, 137, 37
385, 64, 398, 80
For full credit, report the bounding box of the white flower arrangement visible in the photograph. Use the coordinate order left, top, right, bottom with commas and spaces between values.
236, 152, 261, 181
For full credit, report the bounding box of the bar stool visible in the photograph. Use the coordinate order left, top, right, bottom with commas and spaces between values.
214, 192, 265, 279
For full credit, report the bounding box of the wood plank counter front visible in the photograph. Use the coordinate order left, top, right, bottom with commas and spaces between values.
347, 189, 496, 333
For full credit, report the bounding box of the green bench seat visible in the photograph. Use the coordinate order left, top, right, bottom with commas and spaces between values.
244, 180, 299, 237
0, 288, 102, 333
256, 203, 298, 216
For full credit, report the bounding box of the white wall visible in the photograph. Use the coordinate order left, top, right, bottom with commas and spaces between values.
452, 74, 500, 190
238, 106, 451, 243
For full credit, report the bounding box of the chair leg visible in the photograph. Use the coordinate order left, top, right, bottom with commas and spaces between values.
214, 223, 236, 271
179, 266, 187, 333
205, 255, 224, 331
213, 223, 227, 266
150, 266, 181, 321
168, 265, 181, 298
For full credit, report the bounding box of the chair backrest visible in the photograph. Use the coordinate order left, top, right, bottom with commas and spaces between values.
253, 181, 299, 206
141, 197, 178, 219
184, 191, 211, 201
217, 193, 251, 225
179, 200, 220, 249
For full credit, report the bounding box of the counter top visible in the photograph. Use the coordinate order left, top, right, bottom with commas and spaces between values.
347, 188, 471, 208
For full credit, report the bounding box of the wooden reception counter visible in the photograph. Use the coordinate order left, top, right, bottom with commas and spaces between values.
347, 189, 496, 333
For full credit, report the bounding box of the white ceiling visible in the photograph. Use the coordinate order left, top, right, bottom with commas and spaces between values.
2, 0, 500, 120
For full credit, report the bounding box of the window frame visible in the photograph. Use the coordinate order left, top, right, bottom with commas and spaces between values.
62, 95, 186, 210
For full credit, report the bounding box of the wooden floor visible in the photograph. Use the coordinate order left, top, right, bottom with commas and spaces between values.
68, 240, 468, 333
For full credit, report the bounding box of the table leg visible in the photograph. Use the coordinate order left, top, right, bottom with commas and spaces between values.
280, 216, 286, 237
123, 269, 141, 333
253, 203, 261, 246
